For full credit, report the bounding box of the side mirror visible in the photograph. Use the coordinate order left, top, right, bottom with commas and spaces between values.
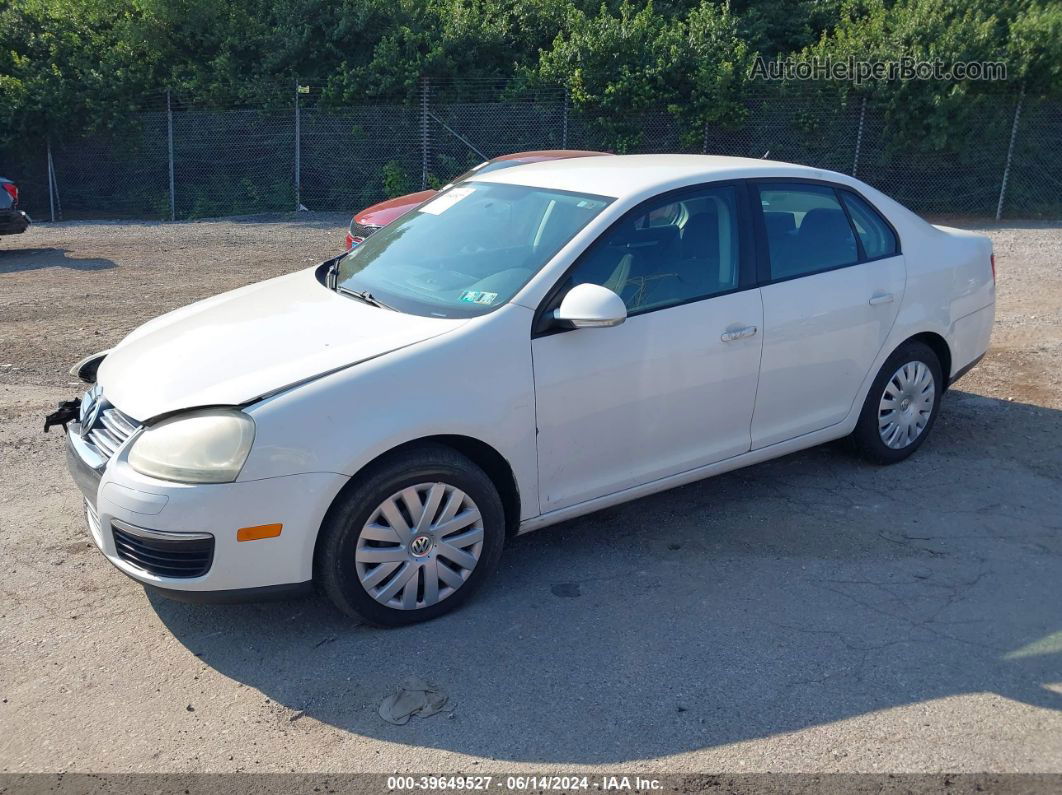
554, 283, 627, 329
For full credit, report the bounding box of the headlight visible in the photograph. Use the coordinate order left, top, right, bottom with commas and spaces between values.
128, 409, 255, 484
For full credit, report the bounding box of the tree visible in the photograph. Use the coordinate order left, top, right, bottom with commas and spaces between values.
535, 1, 752, 149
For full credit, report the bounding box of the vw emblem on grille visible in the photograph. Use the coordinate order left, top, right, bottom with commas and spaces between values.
409, 535, 433, 557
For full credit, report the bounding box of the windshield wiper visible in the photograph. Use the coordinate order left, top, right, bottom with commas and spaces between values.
336, 285, 398, 311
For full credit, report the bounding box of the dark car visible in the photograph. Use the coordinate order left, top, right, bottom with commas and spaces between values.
0, 178, 30, 236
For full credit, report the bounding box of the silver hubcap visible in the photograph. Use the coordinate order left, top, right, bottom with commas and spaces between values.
355, 482, 484, 610
878, 360, 935, 449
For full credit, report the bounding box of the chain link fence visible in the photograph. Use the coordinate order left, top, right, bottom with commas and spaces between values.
4, 82, 1059, 223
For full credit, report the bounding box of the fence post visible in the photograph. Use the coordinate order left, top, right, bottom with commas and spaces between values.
47, 139, 61, 221
562, 86, 569, 149
47, 139, 55, 223
167, 90, 175, 221
852, 95, 867, 177
294, 78, 301, 211
996, 86, 1025, 221
420, 77, 431, 190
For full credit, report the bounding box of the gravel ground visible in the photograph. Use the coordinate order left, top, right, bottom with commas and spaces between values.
0, 215, 1060, 774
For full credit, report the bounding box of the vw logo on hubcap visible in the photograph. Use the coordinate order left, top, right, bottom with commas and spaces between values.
409, 534, 434, 557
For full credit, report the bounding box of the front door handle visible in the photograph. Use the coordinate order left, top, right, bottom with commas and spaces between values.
869, 292, 894, 306
721, 325, 758, 342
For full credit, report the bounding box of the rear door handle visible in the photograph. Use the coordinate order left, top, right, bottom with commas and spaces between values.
721, 325, 758, 342
869, 292, 894, 306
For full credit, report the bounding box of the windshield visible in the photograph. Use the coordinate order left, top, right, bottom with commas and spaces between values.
335, 182, 611, 318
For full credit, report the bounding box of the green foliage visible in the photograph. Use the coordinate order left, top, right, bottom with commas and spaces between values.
182, 173, 294, 218
1007, 1, 1062, 93
533, 2, 753, 149
786, 0, 1060, 150
734, 0, 845, 56
381, 159, 415, 196
1, 0, 1057, 165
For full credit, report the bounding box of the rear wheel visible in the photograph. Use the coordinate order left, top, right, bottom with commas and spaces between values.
316, 445, 505, 626
850, 341, 943, 464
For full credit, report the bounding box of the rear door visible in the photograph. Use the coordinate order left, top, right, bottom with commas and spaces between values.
750, 181, 905, 448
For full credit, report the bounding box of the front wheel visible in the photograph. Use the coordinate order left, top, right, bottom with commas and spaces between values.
316, 445, 505, 626
850, 341, 943, 464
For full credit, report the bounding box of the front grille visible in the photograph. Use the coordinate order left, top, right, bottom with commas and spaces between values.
80, 390, 140, 462
349, 220, 380, 242
112, 522, 214, 579
86, 406, 138, 457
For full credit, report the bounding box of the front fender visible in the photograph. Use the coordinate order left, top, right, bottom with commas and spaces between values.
239, 303, 540, 522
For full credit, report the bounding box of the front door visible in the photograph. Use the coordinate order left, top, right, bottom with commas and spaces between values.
532, 183, 763, 512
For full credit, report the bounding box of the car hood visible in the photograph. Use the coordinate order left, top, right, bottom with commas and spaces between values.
98, 267, 464, 421
356, 189, 436, 227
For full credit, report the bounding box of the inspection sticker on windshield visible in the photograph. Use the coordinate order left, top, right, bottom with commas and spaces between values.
459, 290, 498, 305
419, 186, 476, 215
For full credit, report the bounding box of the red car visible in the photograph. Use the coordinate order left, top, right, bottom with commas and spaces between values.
345, 149, 610, 249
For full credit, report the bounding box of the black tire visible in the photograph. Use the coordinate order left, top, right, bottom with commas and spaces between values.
850, 340, 944, 464
316, 443, 505, 626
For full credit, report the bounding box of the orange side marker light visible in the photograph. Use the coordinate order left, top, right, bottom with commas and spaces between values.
237, 523, 283, 542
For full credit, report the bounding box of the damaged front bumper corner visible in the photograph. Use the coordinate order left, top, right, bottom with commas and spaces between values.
45, 397, 82, 433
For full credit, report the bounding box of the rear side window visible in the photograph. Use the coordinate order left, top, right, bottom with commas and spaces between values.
840, 191, 898, 259
757, 184, 858, 280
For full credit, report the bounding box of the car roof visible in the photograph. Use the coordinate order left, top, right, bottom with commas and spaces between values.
469, 153, 848, 199
491, 149, 610, 162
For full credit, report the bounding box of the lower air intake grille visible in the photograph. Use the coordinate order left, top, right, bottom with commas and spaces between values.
112, 522, 214, 578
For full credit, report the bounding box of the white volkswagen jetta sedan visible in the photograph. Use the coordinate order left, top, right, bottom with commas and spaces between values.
56, 155, 995, 625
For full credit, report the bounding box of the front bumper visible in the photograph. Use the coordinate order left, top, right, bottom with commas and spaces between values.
0, 209, 30, 235
66, 427, 345, 599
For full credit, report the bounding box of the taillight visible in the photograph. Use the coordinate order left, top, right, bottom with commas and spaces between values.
345, 232, 354, 251
2, 182, 16, 204
990, 253, 996, 283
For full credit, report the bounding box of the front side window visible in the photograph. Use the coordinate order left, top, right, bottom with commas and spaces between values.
758, 183, 858, 280
562, 185, 742, 314
335, 182, 611, 317
841, 191, 898, 259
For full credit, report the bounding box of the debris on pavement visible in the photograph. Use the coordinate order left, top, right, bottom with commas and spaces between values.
379, 678, 450, 725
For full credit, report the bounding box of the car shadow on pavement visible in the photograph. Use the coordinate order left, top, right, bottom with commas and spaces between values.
0, 247, 116, 273
149, 389, 1062, 764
